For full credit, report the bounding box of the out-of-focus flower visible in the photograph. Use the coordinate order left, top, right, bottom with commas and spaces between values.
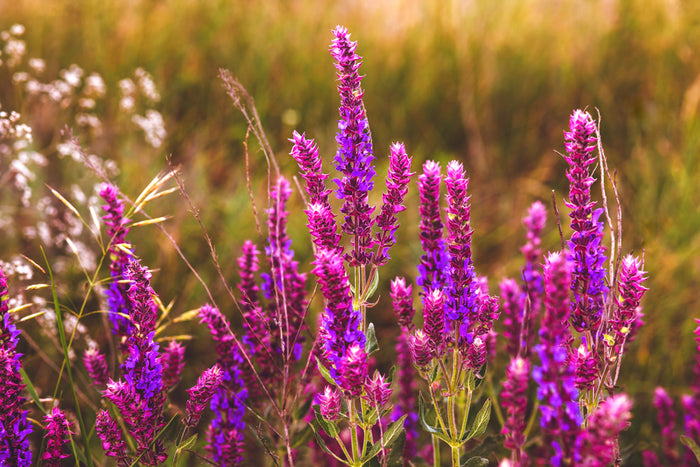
501, 356, 530, 465
42, 407, 72, 466
417, 160, 448, 293
185, 365, 223, 428
83, 343, 109, 386
160, 340, 186, 391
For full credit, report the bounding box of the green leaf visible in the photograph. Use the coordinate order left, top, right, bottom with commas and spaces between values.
315, 357, 336, 386
20, 368, 46, 414
314, 407, 339, 438
292, 392, 314, 420
309, 422, 345, 463
463, 399, 491, 442
290, 423, 314, 449
418, 396, 452, 444
430, 363, 440, 383
460, 456, 489, 467
176, 433, 198, 453
365, 322, 379, 356
385, 428, 407, 467
474, 362, 487, 389
361, 415, 407, 463
365, 268, 380, 299
681, 435, 700, 462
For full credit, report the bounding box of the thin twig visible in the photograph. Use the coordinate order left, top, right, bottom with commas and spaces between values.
551, 190, 565, 251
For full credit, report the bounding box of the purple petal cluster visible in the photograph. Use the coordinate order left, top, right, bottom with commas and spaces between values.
417, 160, 448, 293
238, 239, 262, 315
312, 247, 364, 382
571, 344, 599, 392
83, 343, 109, 386
563, 110, 608, 333
532, 252, 582, 466
576, 394, 632, 466
521, 201, 546, 354
0, 268, 32, 467
185, 365, 223, 428
42, 407, 71, 466
100, 183, 133, 338
608, 255, 647, 352
338, 343, 368, 398
319, 386, 342, 421
652, 387, 679, 464
160, 340, 186, 391
330, 25, 376, 266
95, 410, 130, 465
393, 331, 418, 462
364, 372, 392, 408
423, 289, 446, 358
199, 304, 248, 466
373, 142, 414, 265
500, 278, 524, 357
391, 277, 415, 331
501, 356, 530, 466
410, 330, 432, 368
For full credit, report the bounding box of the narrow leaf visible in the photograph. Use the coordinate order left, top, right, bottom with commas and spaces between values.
681, 435, 700, 462
461, 456, 489, 467
463, 399, 491, 442
20, 368, 46, 415
365, 322, 379, 356
315, 357, 336, 386
176, 433, 198, 452
173, 308, 204, 323
361, 415, 407, 463
130, 216, 170, 228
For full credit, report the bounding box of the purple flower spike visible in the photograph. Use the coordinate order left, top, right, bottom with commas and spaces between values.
652, 387, 679, 464
0, 269, 32, 467
313, 247, 364, 381
393, 332, 418, 462
391, 277, 415, 331
319, 386, 342, 421
339, 343, 368, 398
423, 289, 446, 357
290, 130, 332, 206
410, 330, 432, 368
83, 343, 109, 386
563, 109, 608, 333
96, 410, 130, 465
161, 340, 186, 391
609, 255, 647, 352
238, 239, 261, 315
577, 394, 632, 466
532, 252, 581, 466
521, 201, 546, 354
571, 344, 599, 392
364, 372, 392, 408
42, 407, 71, 466
444, 161, 478, 343
185, 365, 223, 428
331, 25, 376, 266
501, 356, 530, 464
417, 160, 448, 293
499, 278, 524, 357
374, 142, 414, 265
100, 183, 133, 338
306, 202, 343, 254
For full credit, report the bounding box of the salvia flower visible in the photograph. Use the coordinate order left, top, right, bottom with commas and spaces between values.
417, 160, 448, 293
100, 183, 133, 338
532, 252, 582, 466
500, 278, 524, 357
160, 340, 186, 391
338, 343, 368, 398
423, 289, 446, 357
42, 407, 71, 466
83, 343, 109, 386
313, 247, 364, 382
390, 276, 415, 331
609, 254, 647, 352
0, 268, 32, 467
521, 201, 546, 354
185, 365, 223, 428
652, 387, 679, 464
501, 356, 530, 465
306, 202, 343, 254
290, 130, 332, 206
571, 344, 599, 393
576, 394, 632, 466
330, 25, 376, 266
410, 329, 432, 368
95, 410, 130, 465
563, 109, 608, 333
393, 331, 418, 462
373, 142, 413, 265
364, 372, 392, 408
319, 386, 342, 421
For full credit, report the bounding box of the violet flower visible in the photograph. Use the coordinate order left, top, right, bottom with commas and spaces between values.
364, 372, 392, 408
83, 343, 109, 386
532, 252, 582, 466
391, 277, 415, 331
160, 340, 186, 391
521, 201, 546, 354
238, 239, 262, 315
417, 160, 448, 293
410, 330, 432, 369
652, 387, 679, 464
563, 110, 608, 333
319, 386, 342, 421
609, 254, 647, 352
0, 268, 32, 467
95, 410, 130, 465
313, 247, 364, 382
423, 289, 446, 358
339, 343, 368, 398
499, 278, 524, 358
330, 25, 376, 266
185, 365, 223, 428
571, 344, 599, 392
501, 356, 530, 466
199, 304, 248, 466
576, 394, 632, 466
100, 183, 133, 338
373, 142, 414, 265
42, 407, 71, 466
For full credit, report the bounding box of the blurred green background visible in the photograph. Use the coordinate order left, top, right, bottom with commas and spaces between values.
2, 0, 700, 458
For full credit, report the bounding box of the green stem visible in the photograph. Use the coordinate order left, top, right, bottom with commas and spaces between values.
432, 435, 441, 467
348, 398, 361, 466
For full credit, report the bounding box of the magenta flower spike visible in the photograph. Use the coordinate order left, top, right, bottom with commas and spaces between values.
501, 356, 530, 465
290, 130, 332, 206
0, 268, 32, 467
237, 239, 262, 315
532, 252, 582, 466
410, 329, 432, 368
390, 276, 415, 331
83, 343, 110, 386
521, 200, 546, 354
417, 160, 448, 293
160, 340, 186, 391
42, 407, 72, 466
499, 278, 524, 357
609, 254, 648, 352
338, 343, 368, 398
363, 372, 392, 408
319, 386, 342, 421
330, 25, 376, 266
563, 109, 608, 333
95, 410, 130, 465
185, 365, 223, 428
423, 289, 446, 357
576, 394, 632, 466
374, 142, 414, 265
652, 387, 680, 464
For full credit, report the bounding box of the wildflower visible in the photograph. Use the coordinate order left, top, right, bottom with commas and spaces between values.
501, 356, 530, 466
374, 142, 414, 265
290, 130, 332, 206
330, 25, 376, 266
364, 372, 392, 408
563, 109, 608, 333
318, 386, 342, 421
338, 343, 368, 398
417, 160, 448, 293
42, 407, 71, 466
0, 268, 32, 467
390, 277, 415, 331
185, 365, 223, 428
410, 329, 432, 368
160, 340, 186, 391
499, 278, 524, 357
95, 410, 130, 465
608, 255, 647, 352
571, 344, 599, 392
577, 394, 632, 466
83, 343, 109, 386
532, 252, 582, 466
521, 201, 546, 354
652, 387, 679, 464
393, 331, 418, 462
423, 289, 446, 357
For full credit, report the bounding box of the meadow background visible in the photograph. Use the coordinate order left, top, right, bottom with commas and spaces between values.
1, 0, 700, 461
